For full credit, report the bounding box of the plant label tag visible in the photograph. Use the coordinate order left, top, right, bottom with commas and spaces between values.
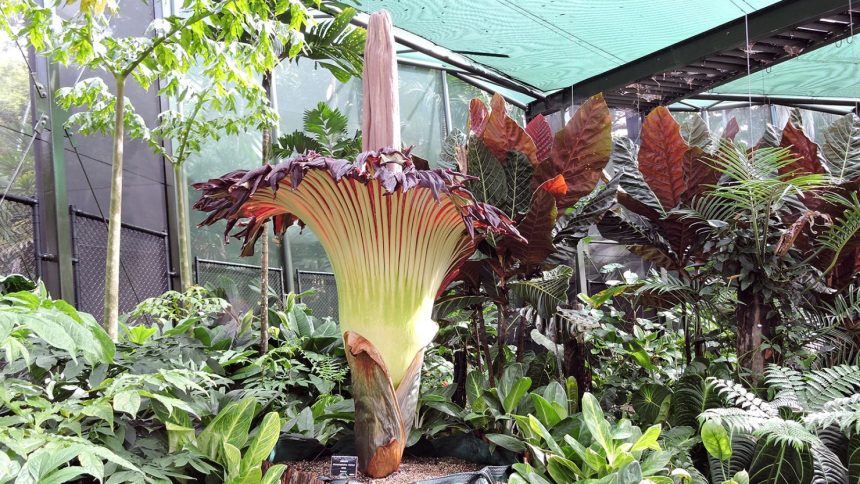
330, 455, 358, 478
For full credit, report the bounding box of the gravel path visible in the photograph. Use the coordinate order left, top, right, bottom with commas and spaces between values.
281, 456, 488, 483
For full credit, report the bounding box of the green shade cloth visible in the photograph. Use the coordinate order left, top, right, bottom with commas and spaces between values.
711, 34, 860, 99
347, 0, 778, 92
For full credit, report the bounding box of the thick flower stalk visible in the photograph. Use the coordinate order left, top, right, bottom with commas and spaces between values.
194, 147, 521, 476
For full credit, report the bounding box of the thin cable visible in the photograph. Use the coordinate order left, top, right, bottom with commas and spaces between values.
0, 117, 45, 208
64, 128, 146, 311
744, 14, 754, 148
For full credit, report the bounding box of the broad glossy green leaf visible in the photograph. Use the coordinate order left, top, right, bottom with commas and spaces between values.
528, 415, 563, 456
581, 393, 613, 455
631, 383, 672, 425
629, 424, 661, 453
112, 390, 141, 418
701, 420, 732, 462
486, 433, 527, 452
546, 455, 582, 482
241, 412, 280, 474
197, 397, 257, 461
504, 377, 532, 415
260, 464, 286, 484
530, 394, 562, 429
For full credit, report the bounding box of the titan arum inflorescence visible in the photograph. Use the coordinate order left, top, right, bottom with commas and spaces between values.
193, 147, 522, 476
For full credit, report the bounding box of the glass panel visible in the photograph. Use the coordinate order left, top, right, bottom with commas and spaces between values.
398, 64, 444, 161
447, 74, 490, 133
704, 105, 771, 146
0, 32, 36, 197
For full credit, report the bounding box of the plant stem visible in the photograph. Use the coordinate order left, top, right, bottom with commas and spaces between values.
173, 162, 192, 289
475, 307, 494, 386
103, 74, 125, 341
258, 71, 273, 355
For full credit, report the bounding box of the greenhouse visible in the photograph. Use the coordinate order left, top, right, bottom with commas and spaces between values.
0, 0, 859, 482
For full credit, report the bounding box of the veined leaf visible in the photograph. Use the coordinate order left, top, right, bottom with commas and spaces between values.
486, 433, 527, 452
482, 94, 538, 166
701, 420, 732, 462
639, 106, 688, 210
748, 438, 813, 484
465, 138, 508, 208
504, 151, 535, 218
499, 175, 566, 268
581, 393, 613, 456
469, 98, 489, 136
780, 121, 825, 176
822, 113, 860, 185
535, 93, 612, 209
197, 397, 257, 462
240, 412, 280, 475
612, 137, 664, 219
682, 147, 719, 202
554, 174, 620, 243
723, 117, 740, 141
681, 114, 711, 151
525, 114, 553, 162
432, 295, 489, 320
509, 265, 573, 320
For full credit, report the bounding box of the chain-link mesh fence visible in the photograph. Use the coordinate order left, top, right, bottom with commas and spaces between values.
296, 270, 338, 321
194, 258, 284, 315
0, 195, 39, 280
71, 209, 170, 319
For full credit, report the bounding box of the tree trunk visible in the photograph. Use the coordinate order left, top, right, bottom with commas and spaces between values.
259, 72, 272, 355
103, 75, 126, 341
736, 288, 775, 385
173, 163, 193, 289
452, 349, 467, 406
563, 331, 591, 399
475, 307, 494, 387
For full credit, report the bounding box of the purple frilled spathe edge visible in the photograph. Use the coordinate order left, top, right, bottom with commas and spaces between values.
192, 148, 524, 255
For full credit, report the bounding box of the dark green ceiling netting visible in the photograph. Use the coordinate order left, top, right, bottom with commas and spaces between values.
711, 33, 860, 99
346, 0, 779, 92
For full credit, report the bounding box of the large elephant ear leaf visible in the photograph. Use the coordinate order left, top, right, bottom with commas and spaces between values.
504, 151, 535, 218
822, 113, 860, 185
525, 114, 553, 162
498, 175, 566, 268
469, 98, 489, 136
683, 147, 720, 203
535, 93, 612, 210
639, 106, 688, 210
611, 137, 664, 219
482, 93, 538, 166
748, 436, 813, 484
465, 138, 509, 208
681, 114, 712, 151
554, 173, 620, 243
509, 265, 573, 320
723, 117, 740, 142
780, 120, 825, 176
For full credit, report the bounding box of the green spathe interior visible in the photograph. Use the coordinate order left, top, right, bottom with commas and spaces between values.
246, 170, 474, 386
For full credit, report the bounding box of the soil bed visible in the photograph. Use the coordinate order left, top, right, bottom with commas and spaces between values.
281, 456, 488, 483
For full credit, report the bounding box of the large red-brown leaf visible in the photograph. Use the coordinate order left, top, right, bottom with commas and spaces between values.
525, 114, 553, 162
683, 147, 720, 203
534, 93, 611, 210
656, 214, 695, 264
498, 175, 566, 269
780, 121, 825, 176
723, 117, 740, 141
639, 106, 688, 210
482, 94, 538, 166
469, 98, 488, 136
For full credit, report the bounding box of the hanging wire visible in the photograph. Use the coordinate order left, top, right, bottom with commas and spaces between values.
3, 8, 147, 313
65, 128, 147, 315
848, 0, 854, 44
744, 14, 755, 148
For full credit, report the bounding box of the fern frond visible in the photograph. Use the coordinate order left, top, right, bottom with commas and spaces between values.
803, 365, 860, 408
754, 419, 820, 451
804, 394, 860, 436
710, 378, 778, 416
699, 407, 771, 434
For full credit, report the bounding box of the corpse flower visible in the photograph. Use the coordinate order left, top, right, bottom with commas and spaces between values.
193, 147, 522, 476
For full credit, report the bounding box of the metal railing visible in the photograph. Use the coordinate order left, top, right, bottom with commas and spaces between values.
0, 194, 40, 281
194, 257, 285, 314
296, 270, 338, 320
70, 208, 171, 319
